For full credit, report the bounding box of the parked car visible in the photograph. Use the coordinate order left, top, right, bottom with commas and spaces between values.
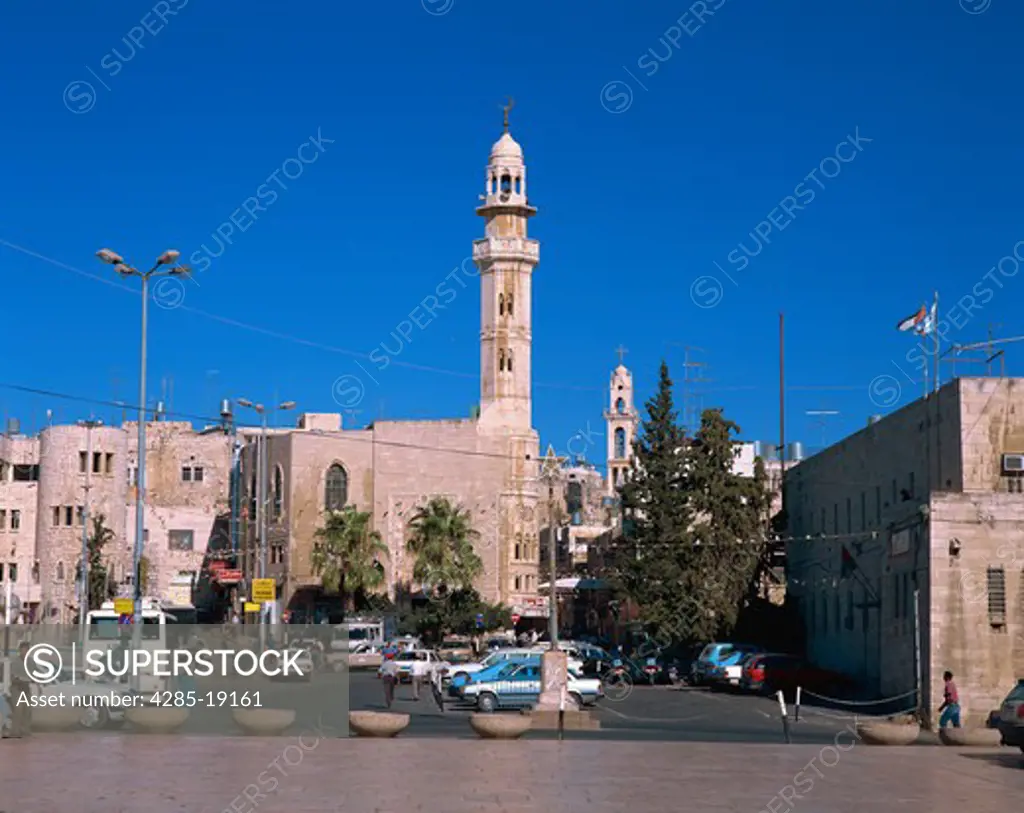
448, 649, 540, 689
708, 651, 761, 691
693, 643, 763, 687
449, 654, 540, 698
347, 642, 383, 670
739, 653, 805, 696
462, 662, 602, 712
437, 635, 474, 664
378, 649, 450, 684
996, 679, 1024, 752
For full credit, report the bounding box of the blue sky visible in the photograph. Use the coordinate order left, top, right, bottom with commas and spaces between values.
1, 0, 1022, 467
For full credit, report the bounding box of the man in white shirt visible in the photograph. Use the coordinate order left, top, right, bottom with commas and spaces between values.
380, 656, 399, 709
410, 653, 431, 701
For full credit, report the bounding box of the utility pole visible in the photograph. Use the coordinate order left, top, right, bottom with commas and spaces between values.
537, 444, 573, 713
78, 419, 102, 632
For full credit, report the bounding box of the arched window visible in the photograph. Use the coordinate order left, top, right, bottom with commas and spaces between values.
498, 293, 504, 316
56, 561, 65, 582
614, 428, 626, 458
507, 349, 514, 372
32, 562, 40, 584
506, 293, 514, 317
500, 174, 512, 195
325, 464, 348, 512
616, 398, 626, 414
498, 349, 506, 372
273, 465, 284, 519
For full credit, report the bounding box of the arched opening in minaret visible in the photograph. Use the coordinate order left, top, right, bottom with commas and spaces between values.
614, 428, 626, 458
498, 293, 505, 316
506, 293, 514, 316
515, 176, 521, 195
616, 398, 625, 414
500, 174, 512, 195
491, 175, 497, 194
507, 349, 514, 372
498, 349, 506, 372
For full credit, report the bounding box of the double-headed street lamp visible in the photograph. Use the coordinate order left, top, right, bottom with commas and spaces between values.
96, 248, 190, 628
235, 399, 296, 623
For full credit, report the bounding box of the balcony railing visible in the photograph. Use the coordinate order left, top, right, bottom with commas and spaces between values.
472, 238, 539, 264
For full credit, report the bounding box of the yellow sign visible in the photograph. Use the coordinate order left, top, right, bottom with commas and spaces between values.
251, 579, 276, 602
243, 602, 261, 613
113, 599, 134, 615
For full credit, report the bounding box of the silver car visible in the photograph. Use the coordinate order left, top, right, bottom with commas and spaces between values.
997, 679, 1024, 752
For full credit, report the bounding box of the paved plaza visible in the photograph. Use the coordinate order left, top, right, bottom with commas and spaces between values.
1, 734, 1022, 812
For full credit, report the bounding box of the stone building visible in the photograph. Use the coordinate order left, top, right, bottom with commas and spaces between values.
0, 416, 232, 622
239, 121, 543, 619
784, 377, 1024, 723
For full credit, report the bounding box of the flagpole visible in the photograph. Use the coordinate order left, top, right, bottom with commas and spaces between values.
933, 290, 940, 394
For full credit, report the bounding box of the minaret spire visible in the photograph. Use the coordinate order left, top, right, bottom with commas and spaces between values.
502, 97, 514, 133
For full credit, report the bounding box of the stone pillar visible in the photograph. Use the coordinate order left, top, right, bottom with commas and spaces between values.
535, 649, 578, 711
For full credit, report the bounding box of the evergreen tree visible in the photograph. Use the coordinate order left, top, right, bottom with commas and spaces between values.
684, 408, 771, 640
77, 515, 116, 611
613, 361, 693, 644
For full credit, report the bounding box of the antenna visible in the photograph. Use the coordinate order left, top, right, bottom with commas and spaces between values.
668, 343, 713, 434
805, 409, 840, 449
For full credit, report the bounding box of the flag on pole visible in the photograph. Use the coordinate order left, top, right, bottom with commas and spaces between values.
914, 297, 938, 337
897, 304, 926, 332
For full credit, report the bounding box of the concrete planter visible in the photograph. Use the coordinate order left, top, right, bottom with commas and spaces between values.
348, 711, 409, 738
125, 707, 190, 733
233, 709, 296, 735
938, 727, 1003, 747
30, 707, 83, 732
469, 713, 532, 739
855, 720, 920, 745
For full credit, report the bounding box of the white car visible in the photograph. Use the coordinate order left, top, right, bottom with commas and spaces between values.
448, 649, 545, 682
461, 663, 603, 712
32, 670, 135, 729
378, 650, 450, 683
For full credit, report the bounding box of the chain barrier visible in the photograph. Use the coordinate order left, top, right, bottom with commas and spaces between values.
799, 687, 918, 706
796, 703, 919, 722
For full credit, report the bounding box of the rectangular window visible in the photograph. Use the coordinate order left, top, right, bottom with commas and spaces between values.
12, 465, 38, 482
10, 510, 20, 531
193, 467, 204, 483
53, 506, 60, 527
168, 530, 194, 552
8, 563, 16, 583
0, 565, 4, 582
64, 506, 73, 527
860, 492, 866, 530
105, 453, 114, 475
79, 452, 87, 473
0, 509, 5, 530
987, 566, 1007, 624
92, 451, 102, 474
182, 466, 192, 482
875, 485, 882, 524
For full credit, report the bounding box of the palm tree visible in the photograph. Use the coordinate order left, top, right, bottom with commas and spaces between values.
406, 497, 483, 595
311, 507, 388, 610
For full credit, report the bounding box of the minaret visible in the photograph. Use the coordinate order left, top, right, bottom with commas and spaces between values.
474, 100, 538, 431
605, 347, 639, 494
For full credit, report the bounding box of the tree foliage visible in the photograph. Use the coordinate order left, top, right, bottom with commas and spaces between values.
406, 497, 483, 596
77, 514, 117, 610
311, 506, 388, 608
397, 588, 511, 642
610, 361, 771, 645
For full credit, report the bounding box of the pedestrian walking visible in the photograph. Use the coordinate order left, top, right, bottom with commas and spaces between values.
380, 656, 399, 709
938, 670, 961, 729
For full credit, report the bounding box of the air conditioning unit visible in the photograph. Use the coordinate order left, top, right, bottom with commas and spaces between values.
1001, 453, 1024, 473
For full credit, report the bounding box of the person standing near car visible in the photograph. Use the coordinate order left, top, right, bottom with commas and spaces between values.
938, 670, 961, 729
380, 655, 399, 709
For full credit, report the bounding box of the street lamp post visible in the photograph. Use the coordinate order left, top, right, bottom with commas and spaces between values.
236, 399, 296, 631
96, 248, 190, 631
537, 446, 571, 715
78, 418, 102, 634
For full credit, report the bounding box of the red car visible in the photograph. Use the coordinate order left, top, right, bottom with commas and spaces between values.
739, 653, 805, 696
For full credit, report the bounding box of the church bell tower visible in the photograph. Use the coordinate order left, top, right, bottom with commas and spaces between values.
605, 348, 639, 494
474, 101, 538, 431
